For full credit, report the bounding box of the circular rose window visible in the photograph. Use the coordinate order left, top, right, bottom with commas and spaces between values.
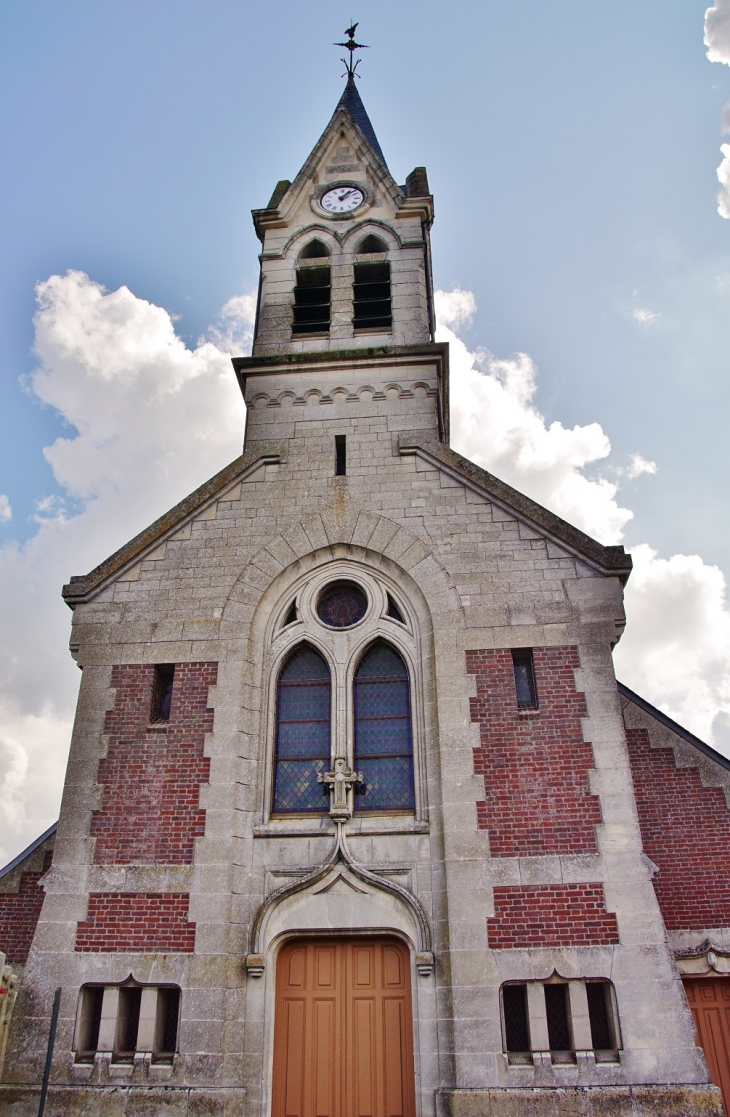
317, 582, 368, 628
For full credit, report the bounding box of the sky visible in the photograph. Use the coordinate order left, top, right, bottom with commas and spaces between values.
1, 1, 730, 863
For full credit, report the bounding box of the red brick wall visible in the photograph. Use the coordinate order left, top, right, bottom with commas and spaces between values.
0, 852, 53, 964
91, 662, 216, 864
488, 884, 619, 948
466, 647, 601, 856
627, 727, 730, 931
75, 892, 196, 952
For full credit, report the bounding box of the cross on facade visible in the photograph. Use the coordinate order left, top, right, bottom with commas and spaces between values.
318, 757, 363, 819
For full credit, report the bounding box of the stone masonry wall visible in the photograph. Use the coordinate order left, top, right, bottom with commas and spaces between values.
487, 884, 619, 949
0, 851, 53, 964
466, 647, 601, 856
626, 726, 730, 931
74, 893, 196, 952
91, 662, 216, 864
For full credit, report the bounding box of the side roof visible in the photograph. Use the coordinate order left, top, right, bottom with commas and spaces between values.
0, 822, 57, 881
618, 681, 730, 773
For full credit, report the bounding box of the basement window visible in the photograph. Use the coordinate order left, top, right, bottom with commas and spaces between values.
75, 983, 180, 1064
544, 983, 573, 1064
511, 649, 538, 709
587, 981, 620, 1062
353, 261, 392, 331
292, 265, 331, 334
501, 983, 531, 1065
500, 979, 621, 1066
151, 664, 175, 723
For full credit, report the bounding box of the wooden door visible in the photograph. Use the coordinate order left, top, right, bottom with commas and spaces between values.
684, 978, 730, 1113
272, 937, 416, 1117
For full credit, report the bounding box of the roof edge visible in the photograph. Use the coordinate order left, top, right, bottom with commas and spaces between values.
62, 444, 286, 607
617, 681, 730, 772
0, 821, 57, 880
397, 434, 633, 580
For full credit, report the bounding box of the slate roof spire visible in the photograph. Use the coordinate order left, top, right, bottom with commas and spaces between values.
335, 73, 387, 166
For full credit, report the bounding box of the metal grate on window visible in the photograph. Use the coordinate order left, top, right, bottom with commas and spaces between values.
354, 642, 414, 811
353, 261, 392, 331
544, 984, 574, 1063
587, 981, 619, 1061
292, 266, 331, 334
502, 984, 532, 1064
273, 646, 331, 813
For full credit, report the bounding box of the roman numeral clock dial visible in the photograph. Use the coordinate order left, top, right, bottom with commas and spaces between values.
321, 186, 364, 214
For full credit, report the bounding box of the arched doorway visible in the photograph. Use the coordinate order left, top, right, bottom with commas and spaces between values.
272, 936, 416, 1117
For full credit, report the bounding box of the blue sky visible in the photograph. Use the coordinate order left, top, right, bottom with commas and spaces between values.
1, 1, 730, 861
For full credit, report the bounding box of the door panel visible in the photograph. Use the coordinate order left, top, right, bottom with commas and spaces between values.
273, 937, 415, 1117
684, 978, 730, 1114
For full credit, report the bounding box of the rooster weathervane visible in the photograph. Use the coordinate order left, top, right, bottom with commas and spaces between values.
335, 22, 369, 78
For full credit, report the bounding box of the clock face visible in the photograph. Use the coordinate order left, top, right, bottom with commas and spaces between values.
321, 186, 365, 214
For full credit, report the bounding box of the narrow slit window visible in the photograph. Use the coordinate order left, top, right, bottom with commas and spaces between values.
114, 986, 142, 1062
502, 984, 531, 1064
292, 265, 331, 334
544, 984, 573, 1062
512, 649, 538, 709
587, 982, 619, 1060
353, 261, 391, 331
151, 664, 175, 722
154, 987, 181, 1061
335, 435, 347, 476
75, 986, 104, 1062
273, 645, 331, 813
282, 600, 298, 627
354, 642, 414, 811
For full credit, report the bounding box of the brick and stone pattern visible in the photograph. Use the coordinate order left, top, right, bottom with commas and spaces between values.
74, 892, 196, 952
627, 726, 730, 931
467, 647, 601, 856
91, 662, 216, 865
0, 852, 53, 964
487, 884, 619, 949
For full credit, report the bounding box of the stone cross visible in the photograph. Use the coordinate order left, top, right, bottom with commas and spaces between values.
318, 757, 363, 819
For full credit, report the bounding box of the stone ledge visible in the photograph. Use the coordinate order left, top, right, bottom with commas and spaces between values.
437, 1085, 724, 1117
0, 1084, 246, 1116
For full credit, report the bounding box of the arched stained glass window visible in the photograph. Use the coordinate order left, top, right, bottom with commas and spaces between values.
273, 645, 331, 813
354, 642, 414, 811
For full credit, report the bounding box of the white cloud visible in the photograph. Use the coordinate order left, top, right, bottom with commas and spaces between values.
437, 291, 633, 545
614, 545, 730, 750
0, 495, 11, 523
435, 287, 477, 330
625, 454, 658, 479
705, 3, 730, 215
705, 0, 730, 65
718, 143, 730, 218
0, 270, 250, 862
632, 307, 661, 325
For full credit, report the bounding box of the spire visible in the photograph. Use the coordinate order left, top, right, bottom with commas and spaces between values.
335, 74, 387, 166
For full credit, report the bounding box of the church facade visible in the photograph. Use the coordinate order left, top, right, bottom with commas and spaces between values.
2, 73, 730, 1117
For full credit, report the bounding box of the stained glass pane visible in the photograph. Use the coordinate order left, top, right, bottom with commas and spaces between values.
317, 582, 368, 628
273, 646, 331, 812
354, 642, 414, 811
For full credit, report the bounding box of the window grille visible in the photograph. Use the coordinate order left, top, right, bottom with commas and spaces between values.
75, 983, 180, 1064
353, 261, 392, 331
292, 266, 331, 334
587, 981, 619, 1061
354, 642, 414, 811
544, 984, 573, 1062
273, 645, 331, 813
500, 979, 620, 1065
512, 649, 538, 709
502, 984, 531, 1063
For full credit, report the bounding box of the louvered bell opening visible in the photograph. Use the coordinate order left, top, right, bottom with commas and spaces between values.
292, 266, 331, 334
353, 262, 392, 331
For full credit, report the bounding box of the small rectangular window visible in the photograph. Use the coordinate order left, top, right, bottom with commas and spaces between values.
151, 664, 175, 722
75, 986, 104, 1062
544, 984, 573, 1063
335, 435, 347, 476
154, 987, 180, 1061
587, 981, 619, 1060
502, 984, 531, 1064
114, 986, 142, 1062
512, 649, 538, 709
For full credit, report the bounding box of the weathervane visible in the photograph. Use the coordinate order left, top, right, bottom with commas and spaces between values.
335, 22, 369, 78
